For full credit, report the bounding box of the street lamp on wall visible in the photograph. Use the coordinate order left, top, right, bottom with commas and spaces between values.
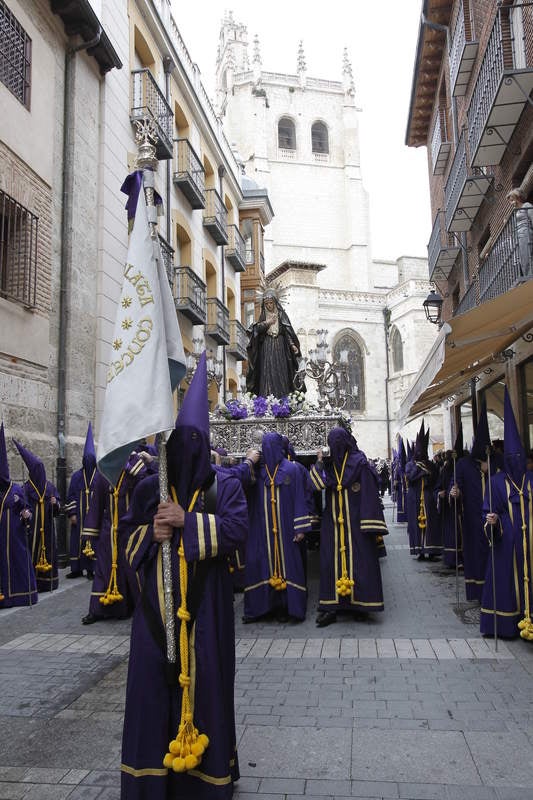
423, 289, 444, 325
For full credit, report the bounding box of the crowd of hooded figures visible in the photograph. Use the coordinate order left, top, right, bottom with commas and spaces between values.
391, 386, 533, 642
2, 363, 533, 799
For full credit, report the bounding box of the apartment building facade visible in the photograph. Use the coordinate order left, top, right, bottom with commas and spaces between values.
404, 0, 533, 446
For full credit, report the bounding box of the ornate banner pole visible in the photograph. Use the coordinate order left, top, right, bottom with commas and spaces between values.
134, 118, 176, 665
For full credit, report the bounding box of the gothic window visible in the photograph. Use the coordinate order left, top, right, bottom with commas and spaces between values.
333, 332, 365, 412
278, 117, 296, 150
311, 121, 329, 154
390, 326, 404, 372
0, 0, 31, 108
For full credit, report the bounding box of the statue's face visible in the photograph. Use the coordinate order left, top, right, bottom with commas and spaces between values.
264, 298, 275, 312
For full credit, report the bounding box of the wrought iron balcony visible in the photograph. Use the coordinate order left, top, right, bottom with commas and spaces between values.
227, 319, 247, 360
130, 69, 173, 160
467, 6, 533, 167
427, 212, 461, 281
449, 0, 478, 97
173, 139, 205, 209
158, 234, 174, 288
203, 188, 228, 245
174, 266, 206, 325
225, 225, 246, 272
206, 297, 230, 345
430, 107, 451, 176
444, 133, 493, 233
454, 210, 526, 315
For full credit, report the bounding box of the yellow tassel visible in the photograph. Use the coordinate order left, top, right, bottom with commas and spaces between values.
82, 539, 95, 558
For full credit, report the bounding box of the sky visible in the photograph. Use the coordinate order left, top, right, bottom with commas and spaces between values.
171, 0, 431, 262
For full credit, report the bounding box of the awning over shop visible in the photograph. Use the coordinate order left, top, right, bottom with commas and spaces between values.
398, 280, 533, 424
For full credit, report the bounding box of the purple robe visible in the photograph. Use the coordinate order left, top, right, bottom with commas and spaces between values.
435, 462, 461, 568
0, 482, 38, 607
405, 461, 441, 556
23, 479, 60, 592
82, 458, 151, 619
215, 461, 255, 592
480, 471, 533, 638
310, 454, 386, 613
243, 458, 312, 621
454, 456, 489, 601
66, 467, 97, 574
120, 469, 248, 800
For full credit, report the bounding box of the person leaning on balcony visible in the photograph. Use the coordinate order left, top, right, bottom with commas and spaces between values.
507, 188, 533, 280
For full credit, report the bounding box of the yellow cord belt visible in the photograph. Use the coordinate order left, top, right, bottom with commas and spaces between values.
82, 469, 96, 559
334, 453, 354, 597
265, 464, 286, 591
100, 472, 125, 606
418, 476, 427, 547
29, 480, 52, 573
164, 486, 209, 772
514, 477, 533, 641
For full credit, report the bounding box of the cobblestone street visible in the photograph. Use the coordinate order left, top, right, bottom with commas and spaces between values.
1, 500, 533, 800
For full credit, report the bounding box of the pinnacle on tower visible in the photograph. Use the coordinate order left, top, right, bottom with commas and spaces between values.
342, 47, 355, 95
253, 34, 262, 66
297, 40, 306, 73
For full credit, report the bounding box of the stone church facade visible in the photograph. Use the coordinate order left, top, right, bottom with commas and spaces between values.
216, 12, 444, 456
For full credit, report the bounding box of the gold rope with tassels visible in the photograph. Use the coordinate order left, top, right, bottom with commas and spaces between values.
333, 452, 354, 597
512, 476, 533, 641
163, 486, 209, 772
82, 469, 96, 559
100, 472, 126, 606
417, 477, 427, 549
265, 464, 286, 591
29, 479, 52, 573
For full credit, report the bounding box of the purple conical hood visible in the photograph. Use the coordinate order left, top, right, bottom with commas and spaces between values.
470, 400, 490, 461
13, 439, 46, 494
262, 432, 286, 474
0, 423, 10, 488
453, 423, 464, 459
399, 438, 407, 468
503, 387, 526, 484
82, 422, 97, 474
177, 351, 209, 437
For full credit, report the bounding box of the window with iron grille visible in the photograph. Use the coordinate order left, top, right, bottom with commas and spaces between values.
0, 189, 38, 308
0, 0, 31, 108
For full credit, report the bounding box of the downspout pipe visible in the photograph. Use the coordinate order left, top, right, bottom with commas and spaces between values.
383, 307, 392, 460
163, 56, 173, 243
218, 164, 227, 403
56, 25, 102, 567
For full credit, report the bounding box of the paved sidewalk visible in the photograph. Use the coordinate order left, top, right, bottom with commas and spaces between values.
0, 500, 532, 799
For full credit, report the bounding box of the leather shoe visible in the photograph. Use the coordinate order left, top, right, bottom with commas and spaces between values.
85, 570, 94, 580
66, 571, 82, 579
316, 611, 336, 627
81, 613, 98, 625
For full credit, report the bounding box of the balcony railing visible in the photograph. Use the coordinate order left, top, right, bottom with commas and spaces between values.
427, 212, 461, 281
174, 266, 206, 325
444, 133, 493, 232
130, 69, 173, 160
245, 248, 255, 265
158, 234, 174, 288
203, 188, 228, 245
467, 6, 533, 167
449, 0, 478, 96
225, 225, 246, 272
206, 297, 230, 345
227, 319, 247, 360
173, 139, 205, 209
430, 107, 451, 175
454, 210, 527, 315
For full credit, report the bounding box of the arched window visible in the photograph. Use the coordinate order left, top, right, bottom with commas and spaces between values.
278, 117, 296, 150
390, 326, 404, 372
311, 121, 329, 154
333, 331, 365, 412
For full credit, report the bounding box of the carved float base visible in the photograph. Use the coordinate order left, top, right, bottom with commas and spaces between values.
210, 414, 342, 457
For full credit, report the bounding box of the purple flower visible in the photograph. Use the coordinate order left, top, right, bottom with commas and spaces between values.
271, 398, 291, 418
253, 396, 268, 417
225, 399, 248, 420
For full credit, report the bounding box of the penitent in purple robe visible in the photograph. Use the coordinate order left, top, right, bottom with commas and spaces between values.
435, 460, 461, 569
454, 456, 488, 601
215, 460, 255, 592
243, 434, 312, 622
120, 469, 248, 800
480, 471, 533, 638
66, 467, 97, 575
83, 455, 153, 620
23, 480, 60, 592
310, 431, 387, 613
0, 483, 38, 608
405, 461, 441, 557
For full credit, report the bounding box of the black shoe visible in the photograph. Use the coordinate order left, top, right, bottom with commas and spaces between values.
417, 553, 426, 561
81, 613, 98, 625
352, 611, 369, 622
241, 615, 254, 624
85, 570, 94, 580
276, 610, 289, 623
66, 571, 82, 579
316, 611, 336, 628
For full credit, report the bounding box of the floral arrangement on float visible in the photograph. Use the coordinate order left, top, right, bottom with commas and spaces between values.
216, 391, 351, 427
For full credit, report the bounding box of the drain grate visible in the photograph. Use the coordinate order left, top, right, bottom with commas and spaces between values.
453, 603, 481, 625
